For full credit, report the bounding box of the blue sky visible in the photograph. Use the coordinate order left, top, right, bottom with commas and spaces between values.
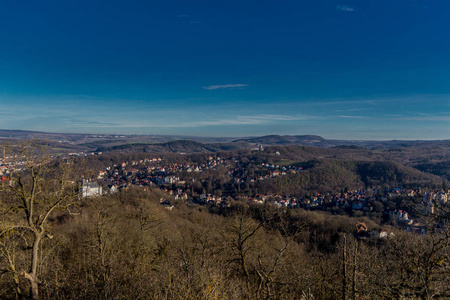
0, 0, 449, 139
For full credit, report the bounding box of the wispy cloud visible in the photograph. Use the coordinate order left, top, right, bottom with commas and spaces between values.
180, 114, 320, 127
312, 99, 377, 107
176, 14, 203, 25
99, 114, 320, 129
336, 5, 355, 12
336, 115, 371, 119
67, 119, 119, 127
0, 110, 21, 117
202, 84, 248, 90
335, 108, 369, 112
395, 116, 450, 122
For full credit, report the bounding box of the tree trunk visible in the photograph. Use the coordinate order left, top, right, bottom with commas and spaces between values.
24, 272, 39, 300
342, 234, 347, 300
30, 278, 39, 300
25, 231, 43, 300
352, 241, 358, 300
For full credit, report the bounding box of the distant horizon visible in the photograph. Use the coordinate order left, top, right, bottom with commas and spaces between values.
1, 1, 449, 140
1, 128, 449, 142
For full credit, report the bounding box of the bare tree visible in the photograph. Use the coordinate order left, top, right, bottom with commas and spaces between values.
226, 210, 264, 280
0, 142, 80, 299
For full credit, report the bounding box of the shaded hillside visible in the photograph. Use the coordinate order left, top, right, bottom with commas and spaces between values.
95, 140, 248, 153
357, 161, 441, 187
260, 160, 363, 195
233, 134, 333, 147
234, 135, 292, 144
155, 140, 219, 152
259, 159, 442, 196
414, 160, 450, 181
266, 145, 450, 176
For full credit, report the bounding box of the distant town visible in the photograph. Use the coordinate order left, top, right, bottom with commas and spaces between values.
75, 152, 449, 236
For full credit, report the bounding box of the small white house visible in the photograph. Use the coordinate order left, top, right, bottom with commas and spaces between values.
80, 179, 102, 198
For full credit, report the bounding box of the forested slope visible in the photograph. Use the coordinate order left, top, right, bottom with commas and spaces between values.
1, 188, 447, 299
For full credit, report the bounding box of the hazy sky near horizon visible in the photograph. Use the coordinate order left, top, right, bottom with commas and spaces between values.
0, 0, 449, 140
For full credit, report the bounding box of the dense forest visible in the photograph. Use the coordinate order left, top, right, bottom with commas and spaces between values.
1, 187, 449, 299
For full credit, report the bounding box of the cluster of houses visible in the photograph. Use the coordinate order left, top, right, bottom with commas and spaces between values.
230, 163, 303, 184
94, 156, 225, 194
422, 191, 449, 214
68, 151, 103, 157
0, 159, 9, 184
0, 154, 22, 177
75, 154, 449, 235
88, 156, 308, 201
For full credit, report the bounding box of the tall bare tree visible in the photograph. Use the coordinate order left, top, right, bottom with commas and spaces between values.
0, 142, 80, 299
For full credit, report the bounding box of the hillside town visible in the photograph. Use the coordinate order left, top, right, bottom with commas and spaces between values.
2, 149, 449, 232
75, 155, 450, 234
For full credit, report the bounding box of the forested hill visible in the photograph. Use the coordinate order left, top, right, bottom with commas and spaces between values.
232, 134, 331, 147
92, 140, 250, 153
260, 160, 442, 195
